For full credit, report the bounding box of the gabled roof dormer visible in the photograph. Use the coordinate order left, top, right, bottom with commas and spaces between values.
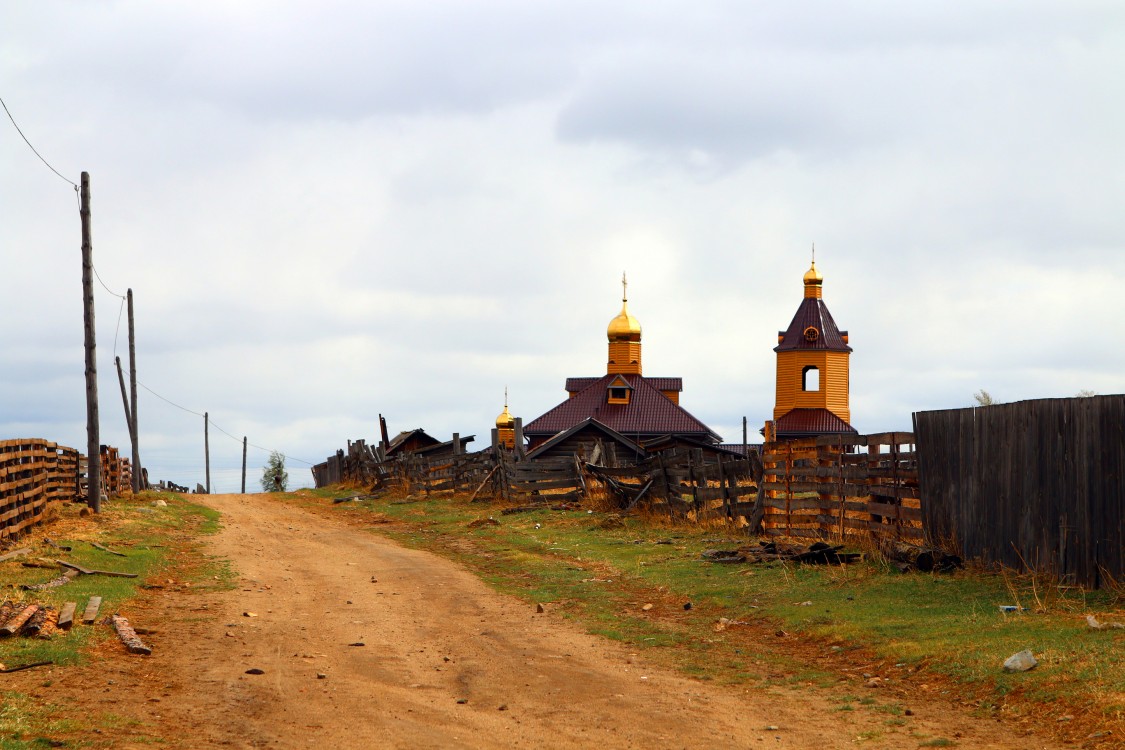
606, 374, 632, 404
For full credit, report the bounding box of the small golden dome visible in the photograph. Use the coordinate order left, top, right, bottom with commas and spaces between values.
607, 273, 642, 342
803, 260, 823, 285
607, 301, 642, 342
495, 404, 515, 429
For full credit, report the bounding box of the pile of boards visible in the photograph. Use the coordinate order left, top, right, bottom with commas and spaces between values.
701, 541, 863, 565
0, 596, 104, 638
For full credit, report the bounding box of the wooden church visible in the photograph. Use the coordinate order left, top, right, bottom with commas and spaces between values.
523, 276, 721, 453
764, 257, 857, 442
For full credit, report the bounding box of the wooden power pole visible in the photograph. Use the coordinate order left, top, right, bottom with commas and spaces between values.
127, 288, 141, 492
80, 172, 101, 512
115, 356, 134, 451
241, 436, 247, 493
204, 412, 211, 494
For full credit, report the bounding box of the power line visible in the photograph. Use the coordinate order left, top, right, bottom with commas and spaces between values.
112, 296, 125, 359
92, 263, 126, 299
0, 95, 78, 188
136, 380, 313, 465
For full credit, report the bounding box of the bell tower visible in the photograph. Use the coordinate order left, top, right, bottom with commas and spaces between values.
769, 251, 855, 439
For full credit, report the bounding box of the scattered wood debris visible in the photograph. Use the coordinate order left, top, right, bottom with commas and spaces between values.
57, 602, 77, 630
0, 548, 31, 563
701, 541, 863, 566
22, 569, 78, 591
91, 541, 127, 557
81, 596, 103, 625
332, 493, 382, 504
880, 541, 962, 573
0, 604, 39, 636
43, 538, 72, 552
20, 560, 58, 569
56, 560, 138, 578
467, 517, 500, 528
1086, 614, 1125, 630
500, 503, 577, 515
110, 614, 152, 655
0, 661, 53, 673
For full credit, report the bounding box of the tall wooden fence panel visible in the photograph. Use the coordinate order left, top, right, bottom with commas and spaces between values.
0, 439, 82, 540
759, 433, 921, 543
914, 396, 1125, 588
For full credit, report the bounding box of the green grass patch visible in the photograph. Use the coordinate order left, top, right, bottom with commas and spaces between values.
0, 491, 225, 746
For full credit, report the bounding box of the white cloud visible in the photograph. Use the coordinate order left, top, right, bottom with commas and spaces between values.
2, 1, 1123, 491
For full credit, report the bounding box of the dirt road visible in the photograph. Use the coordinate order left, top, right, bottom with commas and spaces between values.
30, 494, 1065, 748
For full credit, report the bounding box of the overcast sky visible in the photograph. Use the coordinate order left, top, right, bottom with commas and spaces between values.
3, 1, 1123, 492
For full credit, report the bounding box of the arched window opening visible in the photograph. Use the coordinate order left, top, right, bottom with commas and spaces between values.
802, 365, 820, 392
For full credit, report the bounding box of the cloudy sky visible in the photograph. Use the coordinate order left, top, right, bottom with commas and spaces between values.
3, 1, 1123, 492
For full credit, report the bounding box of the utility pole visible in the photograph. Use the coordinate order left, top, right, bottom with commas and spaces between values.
127, 288, 141, 492
80, 172, 101, 512
204, 412, 211, 494
115, 356, 135, 451
241, 436, 247, 493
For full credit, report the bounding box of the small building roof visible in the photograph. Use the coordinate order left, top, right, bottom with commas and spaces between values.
774, 408, 857, 437
565, 376, 683, 393
524, 418, 644, 461
525, 373, 720, 442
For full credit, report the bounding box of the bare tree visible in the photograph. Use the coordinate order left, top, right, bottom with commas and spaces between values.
973, 389, 995, 407
1075, 389, 1097, 398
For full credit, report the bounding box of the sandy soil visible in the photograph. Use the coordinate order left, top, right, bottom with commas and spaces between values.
9, 493, 1070, 749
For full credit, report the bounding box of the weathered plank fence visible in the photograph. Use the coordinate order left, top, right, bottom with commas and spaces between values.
586, 448, 759, 520
759, 433, 921, 543
914, 396, 1125, 588
314, 436, 918, 547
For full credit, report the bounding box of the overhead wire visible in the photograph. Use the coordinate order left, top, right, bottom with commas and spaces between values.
137, 381, 313, 465
0, 94, 77, 188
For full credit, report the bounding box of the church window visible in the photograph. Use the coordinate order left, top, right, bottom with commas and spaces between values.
802, 366, 820, 392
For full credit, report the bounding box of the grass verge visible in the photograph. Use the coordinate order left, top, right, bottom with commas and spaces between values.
0, 491, 229, 749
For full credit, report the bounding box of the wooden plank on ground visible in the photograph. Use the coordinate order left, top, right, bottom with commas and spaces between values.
0, 548, 31, 563
57, 601, 77, 629
81, 596, 102, 625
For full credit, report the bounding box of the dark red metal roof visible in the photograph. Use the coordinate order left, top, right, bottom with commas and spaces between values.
774, 298, 851, 353
775, 408, 856, 436
526, 374, 719, 441
566, 376, 682, 393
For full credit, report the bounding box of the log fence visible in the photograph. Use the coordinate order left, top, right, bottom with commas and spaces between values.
1, 439, 80, 540
2, 438, 133, 541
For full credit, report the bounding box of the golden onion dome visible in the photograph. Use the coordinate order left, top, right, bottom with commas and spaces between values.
803, 260, 823, 285
607, 300, 642, 342
607, 273, 642, 342
495, 404, 515, 429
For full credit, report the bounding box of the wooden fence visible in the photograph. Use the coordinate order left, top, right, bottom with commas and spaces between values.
314, 436, 919, 546
586, 448, 760, 520
758, 433, 921, 543
0, 439, 81, 540
914, 396, 1125, 588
